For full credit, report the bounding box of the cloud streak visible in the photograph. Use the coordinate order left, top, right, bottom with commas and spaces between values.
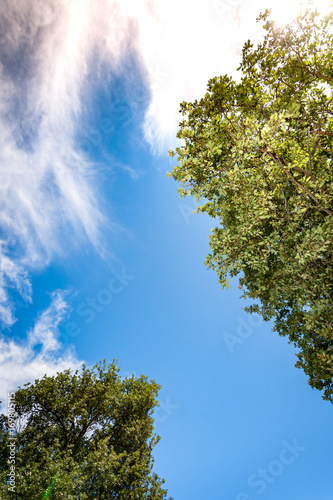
0, 290, 82, 407
0, 0, 139, 325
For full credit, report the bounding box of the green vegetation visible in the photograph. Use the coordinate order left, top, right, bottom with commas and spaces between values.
168, 4, 333, 401
0, 360, 172, 499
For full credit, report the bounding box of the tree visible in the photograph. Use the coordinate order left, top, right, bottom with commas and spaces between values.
168, 3, 333, 401
0, 360, 172, 499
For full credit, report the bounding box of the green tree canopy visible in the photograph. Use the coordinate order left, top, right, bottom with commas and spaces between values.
0, 360, 172, 499
168, 4, 333, 401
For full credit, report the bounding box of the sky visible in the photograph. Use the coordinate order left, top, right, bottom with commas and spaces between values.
0, 0, 332, 499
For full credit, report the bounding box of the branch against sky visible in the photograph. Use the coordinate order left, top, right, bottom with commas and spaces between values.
168, 3, 333, 401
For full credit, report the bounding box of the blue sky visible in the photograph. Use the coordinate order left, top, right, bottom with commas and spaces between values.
0, 0, 332, 499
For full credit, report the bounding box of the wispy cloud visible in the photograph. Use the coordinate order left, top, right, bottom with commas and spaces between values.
0, 243, 32, 327
0, 290, 82, 407
0, 0, 137, 324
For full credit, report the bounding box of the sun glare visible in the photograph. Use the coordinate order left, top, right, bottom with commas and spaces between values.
268, 0, 332, 27
270, 1, 302, 27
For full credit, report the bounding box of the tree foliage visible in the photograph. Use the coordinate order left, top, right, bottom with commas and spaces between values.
0, 360, 172, 499
168, 3, 333, 401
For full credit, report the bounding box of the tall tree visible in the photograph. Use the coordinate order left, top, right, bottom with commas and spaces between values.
168, 4, 333, 401
0, 360, 172, 499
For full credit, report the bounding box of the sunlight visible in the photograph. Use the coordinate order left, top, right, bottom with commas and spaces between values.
269, 0, 332, 27
270, 0, 302, 26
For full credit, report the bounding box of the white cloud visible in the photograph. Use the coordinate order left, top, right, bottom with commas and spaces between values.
0, 0, 137, 324
0, 243, 32, 327
0, 290, 82, 409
